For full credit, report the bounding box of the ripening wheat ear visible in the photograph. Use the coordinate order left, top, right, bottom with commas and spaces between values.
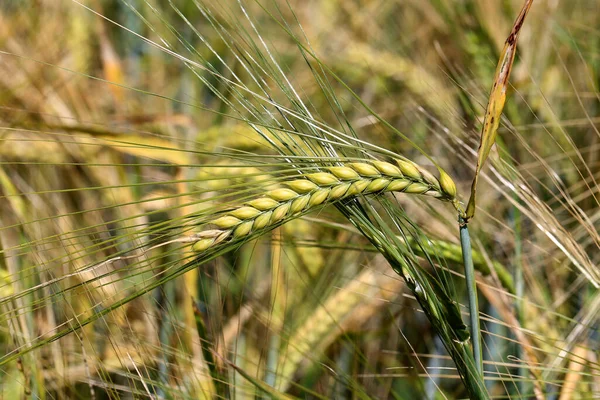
192, 159, 459, 252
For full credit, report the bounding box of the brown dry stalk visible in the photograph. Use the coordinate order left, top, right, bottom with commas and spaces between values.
192, 160, 459, 252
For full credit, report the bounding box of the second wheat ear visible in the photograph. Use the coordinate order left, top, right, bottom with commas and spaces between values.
192, 159, 459, 252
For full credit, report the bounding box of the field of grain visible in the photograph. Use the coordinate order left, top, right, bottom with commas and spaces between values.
1, 1, 599, 398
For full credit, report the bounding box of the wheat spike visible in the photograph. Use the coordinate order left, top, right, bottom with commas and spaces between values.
192, 160, 459, 252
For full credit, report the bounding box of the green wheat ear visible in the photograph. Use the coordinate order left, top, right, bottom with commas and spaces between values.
192, 159, 459, 252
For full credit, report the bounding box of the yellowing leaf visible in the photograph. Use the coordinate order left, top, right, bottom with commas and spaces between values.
465, 0, 534, 221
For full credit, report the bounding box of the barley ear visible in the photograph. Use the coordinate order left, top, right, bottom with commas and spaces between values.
194, 159, 461, 252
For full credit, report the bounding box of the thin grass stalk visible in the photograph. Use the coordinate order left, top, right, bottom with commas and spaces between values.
192, 300, 227, 398
266, 228, 284, 393
157, 279, 175, 399
333, 339, 353, 399
512, 205, 529, 397
460, 217, 483, 378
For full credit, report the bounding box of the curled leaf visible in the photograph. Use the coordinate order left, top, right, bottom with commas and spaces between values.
466, 0, 534, 221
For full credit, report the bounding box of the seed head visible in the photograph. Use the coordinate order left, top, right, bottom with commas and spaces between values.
366, 178, 390, 193
348, 162, 380, 177
307, 172, 339, 186
386, 179, 410, 192
229, 206, 261, 220
396, 160, 421, 180
269, 188, 298, 202
253, 211, 273, 229
328, 166, 360, 180
247, 197, 279, 210
404, 182, 431, 194
234, 220, 254, 237
372, 161, 402, 177
438, 170, 457, 198
213, 215, 241, 229
309, 188, 329, 206
328, 182, 351, 199
286, 179, 318, 193
194, 159, 461, 253
192, 238, 215, 252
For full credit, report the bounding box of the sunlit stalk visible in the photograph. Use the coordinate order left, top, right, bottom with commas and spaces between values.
460, 217, 483, 377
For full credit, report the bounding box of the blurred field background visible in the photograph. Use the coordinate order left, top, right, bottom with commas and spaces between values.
1, 0, 599, 398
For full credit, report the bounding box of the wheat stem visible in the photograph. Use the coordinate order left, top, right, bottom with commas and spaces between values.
460, 217, 483, 378
192, 160, 459, 252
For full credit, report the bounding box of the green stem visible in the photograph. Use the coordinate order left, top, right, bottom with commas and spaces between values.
460, 217, 483, 377
193, 299, 230, 398
512, 205, 528, 396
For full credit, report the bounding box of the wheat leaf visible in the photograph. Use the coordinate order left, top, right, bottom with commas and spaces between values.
466, 0, 534, 221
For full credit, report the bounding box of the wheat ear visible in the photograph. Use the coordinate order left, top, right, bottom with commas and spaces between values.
192, 160, 458, 252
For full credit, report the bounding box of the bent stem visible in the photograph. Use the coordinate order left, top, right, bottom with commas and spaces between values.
460, 217, 483, 378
